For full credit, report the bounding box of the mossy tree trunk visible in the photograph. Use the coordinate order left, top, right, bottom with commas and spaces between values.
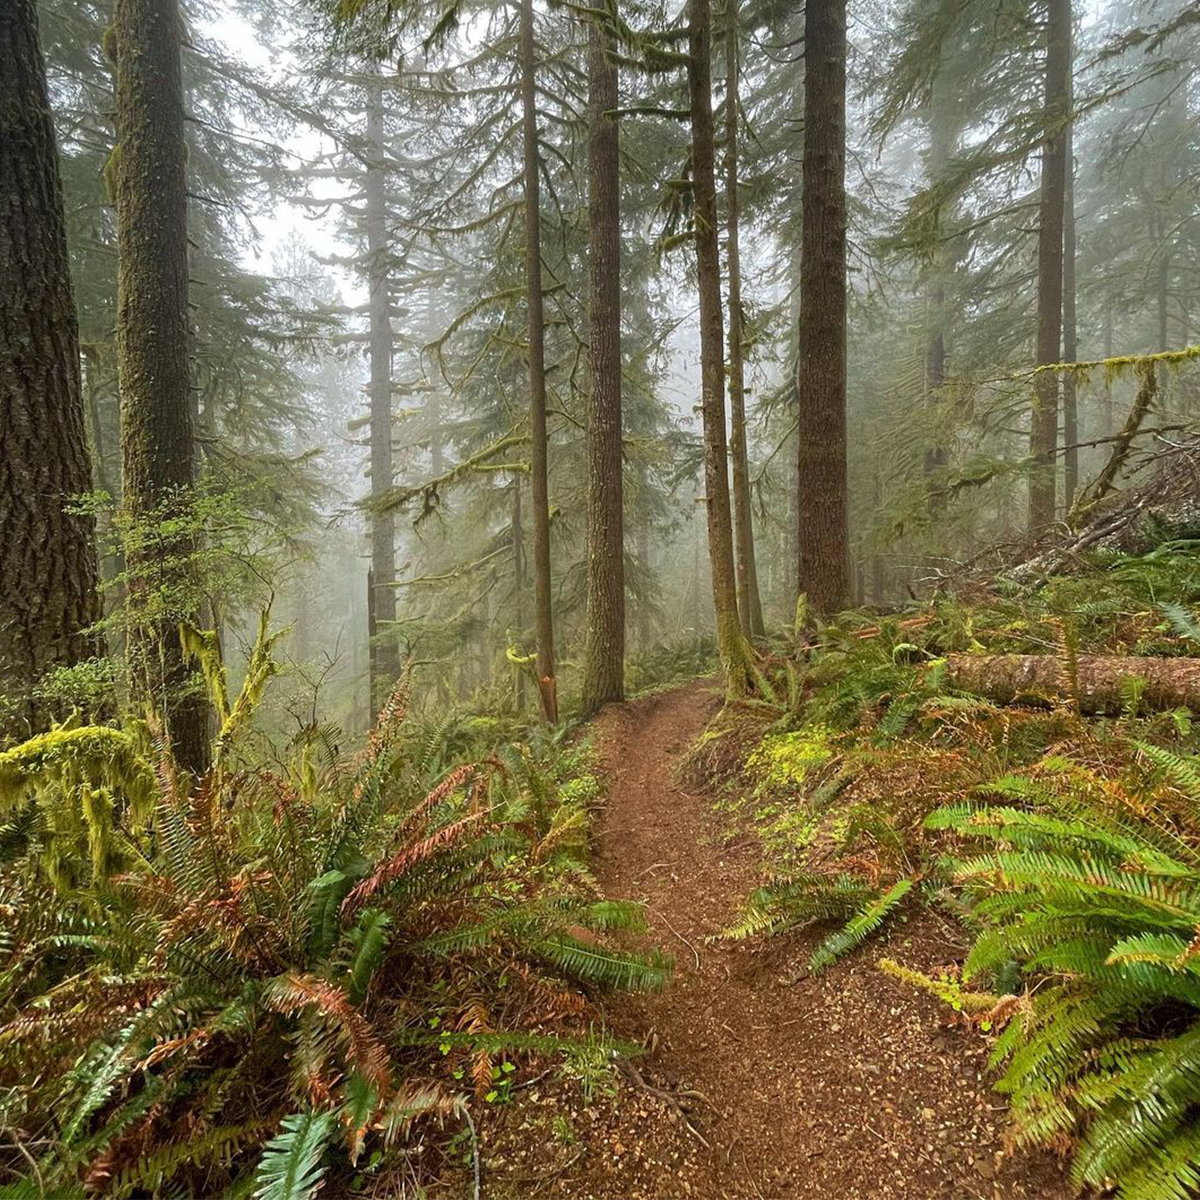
688, 0, 753, 694
113, 0, 208, 773
947, 653, 1200, 716
511, 474, 527, 711
1061, 112, 1078, 513
520, 0, 557, 723
796, 0, 850, 618
723, 0, 765, 639
581, 11, 625, 718
0, 0, 101, 737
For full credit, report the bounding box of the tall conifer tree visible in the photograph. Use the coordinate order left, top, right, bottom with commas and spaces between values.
723, 0, 764, 639
796, 0, 850, 617
581, 8, 625, 717
365, 67, 400, 711
1029, 0, 1071, 532
520, 0, 557, 723
113, 0, 208, 771
688, 0, 752, 692
0, 0, 100, 734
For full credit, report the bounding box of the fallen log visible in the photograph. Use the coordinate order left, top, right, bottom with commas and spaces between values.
944, 653, 1200, 715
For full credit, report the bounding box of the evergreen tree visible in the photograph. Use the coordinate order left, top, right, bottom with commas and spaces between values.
688, 0, 753, 691
581, 7, 625, 717
796, 0, 850, 616
0, 0, 100, 735
1029, 0, 1071, 532
722, 0, 765, 638
112, 0, 208, 772
364, 66, 400, 712
520, 0, 558, 723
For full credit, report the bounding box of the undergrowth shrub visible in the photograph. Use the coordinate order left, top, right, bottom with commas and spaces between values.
0, 618, 668, 1198
724, 546, 1200, 982
625, 635, 718, 697
929, 746, 1200, 1200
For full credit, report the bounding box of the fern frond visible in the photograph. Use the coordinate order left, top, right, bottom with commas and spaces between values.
537, 936, 671, 991
343, 909, 391, 1005
253, 1109, 334, 1200
264, 973, 390, 1093
810, 879, 915, 973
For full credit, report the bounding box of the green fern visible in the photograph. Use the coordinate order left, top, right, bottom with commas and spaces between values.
934, 751, 1200, 1200
810, 879, 915, 974
253, 1109, 334, 1200
0, 614, 670, 1197
343, 908, 391, 1004
111, 1121, 267, 1199
724, 872, 876, 940
538, 936, 671, 991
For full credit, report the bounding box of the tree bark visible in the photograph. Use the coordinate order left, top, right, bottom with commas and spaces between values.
785, 244, 801, 615
688, 0, 752, 693
946, 652, 1200, 716
1102, 301, 1115, 436
1029, 0, 1070, 534
0, 0, 101, 737
581, 12, 624, 718
1061, 25, 1079, 513
796, 0, 850, 617
511, 474, 526, 711
923, 71, 957, 498
723, 0, 765, 639
520, 0, 557, 723
113, 0, 207, 773
365, 70, 399, 714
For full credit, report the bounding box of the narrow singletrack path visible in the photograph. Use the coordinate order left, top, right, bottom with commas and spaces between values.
582, 679, 1071, 1200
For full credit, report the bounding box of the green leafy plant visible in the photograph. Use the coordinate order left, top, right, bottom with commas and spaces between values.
253, 1109, 335, 1200
0, 618, 668, 1197
929, 749, 1200, 1200
723, 870, 914, 974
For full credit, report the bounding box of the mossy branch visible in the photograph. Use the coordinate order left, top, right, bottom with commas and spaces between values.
366, 432, 530, 518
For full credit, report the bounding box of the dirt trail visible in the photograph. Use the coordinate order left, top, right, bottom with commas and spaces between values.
579, 679, 1071, 1200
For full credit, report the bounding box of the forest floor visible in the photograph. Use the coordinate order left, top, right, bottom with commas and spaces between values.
450, 679, 1076, 1199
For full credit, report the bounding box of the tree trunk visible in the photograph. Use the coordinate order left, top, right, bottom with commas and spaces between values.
113, 0, 207, 773
1103, 301, 1115, 436
688, 0, 751, 693
1029, 0, 1070, 534
1061, 27, 1079, 513
1157, 211, 1170, 355
723, 0, 765, 639
923, 71, 956, 498
511, 474, 526, 711
520, 0, 557, 723
365, 70, 399, 714
796, 0, 850, 617
581, 13, 624, 718
428, 388, 445, 476
785, 245, 801, 615
366, 564, 377, 713
0, 0, 101, 737
870, 472, 885, 604
945, 652, 1200, 716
